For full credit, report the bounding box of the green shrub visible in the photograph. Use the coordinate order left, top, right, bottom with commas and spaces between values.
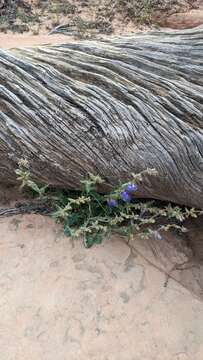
16, 159, 202, 248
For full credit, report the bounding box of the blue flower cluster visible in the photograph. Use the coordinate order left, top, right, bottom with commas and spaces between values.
107, 183, 138, 208
120, 191, 131, 203
107, 199, 117, 208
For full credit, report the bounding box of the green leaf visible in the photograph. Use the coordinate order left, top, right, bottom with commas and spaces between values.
94, 233, 103, 244
64, 225, 72, 237
64, 219, 72, 237
113, 226, 132, 237
27, 180, 41, 194
91, 191, 103, 202
83, 232, 103, 248
67, 213, 80, 227
39, 184, 49, 197
83, 234, 95, 248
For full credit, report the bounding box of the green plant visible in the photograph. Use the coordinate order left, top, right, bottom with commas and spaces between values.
32, 24, 41, 35
15, 159, 203, 248
16, 8, 40, 24
48, 2, 76, 16
73, 17, 96, 40
51, 14, 60, 28
139, 0, 153, 24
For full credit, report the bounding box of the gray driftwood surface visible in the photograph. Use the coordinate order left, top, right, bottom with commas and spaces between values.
0, 26, 203, 207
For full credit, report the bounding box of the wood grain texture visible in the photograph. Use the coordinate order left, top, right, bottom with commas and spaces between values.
0, 26, 203, 207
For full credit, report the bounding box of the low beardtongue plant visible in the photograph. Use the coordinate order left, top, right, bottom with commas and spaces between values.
16, 160, 203, 248
108, 183, 138, 206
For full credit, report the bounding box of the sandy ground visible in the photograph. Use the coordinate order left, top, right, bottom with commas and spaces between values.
0, 6, 203, 50
0, 26, 147, 50
0, 33, 73, 49
0, 214, 203, 360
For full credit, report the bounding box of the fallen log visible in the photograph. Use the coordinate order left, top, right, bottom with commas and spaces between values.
0, 26, 203, 207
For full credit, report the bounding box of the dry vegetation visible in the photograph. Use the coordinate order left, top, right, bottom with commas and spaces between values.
0, 0, 200, 37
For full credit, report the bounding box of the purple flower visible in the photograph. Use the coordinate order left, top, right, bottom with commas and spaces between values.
120, 191, 131, 203
107, 199, 117, 208
153, 231, 162, 241
125, 183, 138, 193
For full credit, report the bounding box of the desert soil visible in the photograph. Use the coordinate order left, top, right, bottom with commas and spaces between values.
0, 214, 203, 360
0, 0, 203, 48
0, 167, 203, 356
0, 191, 203, 360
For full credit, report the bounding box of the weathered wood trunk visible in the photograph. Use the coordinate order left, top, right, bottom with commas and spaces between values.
0, 27, 203, 207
